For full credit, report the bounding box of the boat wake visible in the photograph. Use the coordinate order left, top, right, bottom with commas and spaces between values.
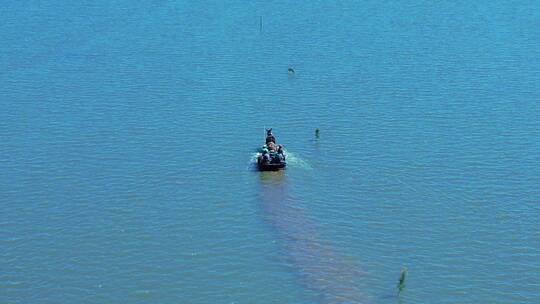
258, 173, 372, 303
283, 151, 312, 170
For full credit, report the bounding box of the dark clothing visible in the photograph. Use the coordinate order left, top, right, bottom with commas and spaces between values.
266, 135, 276, 144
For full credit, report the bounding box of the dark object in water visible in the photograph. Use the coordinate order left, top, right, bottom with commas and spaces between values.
397, 267, 407, 295
288, 67, 295, 74
257, 129, 286, 171
315, 128, 320, 138
257, 160, 287, 171
257, 151, 286, 171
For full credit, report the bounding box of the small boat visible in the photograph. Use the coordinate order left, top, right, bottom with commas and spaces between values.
257, 129, 287, 171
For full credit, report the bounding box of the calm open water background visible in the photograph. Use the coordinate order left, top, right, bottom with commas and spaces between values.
2, 1, 540, 303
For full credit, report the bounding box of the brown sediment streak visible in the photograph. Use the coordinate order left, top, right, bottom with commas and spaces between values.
258, 172, 370, 304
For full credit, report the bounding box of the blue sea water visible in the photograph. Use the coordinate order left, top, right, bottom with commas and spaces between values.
1, 1, 540, 303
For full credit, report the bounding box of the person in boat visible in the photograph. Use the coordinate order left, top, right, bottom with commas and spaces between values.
266, 128, 276, 144
271, 153, 280, 164
277, 145, 284, 154
276, 145, 285, 162
261, 149, 271, 163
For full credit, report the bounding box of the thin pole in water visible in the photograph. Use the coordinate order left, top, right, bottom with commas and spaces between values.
397, 267, 407, 295
259, 16, 263, 33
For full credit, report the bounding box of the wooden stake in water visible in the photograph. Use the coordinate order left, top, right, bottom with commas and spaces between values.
397, 267, 408, 295
260, 16, 263, 33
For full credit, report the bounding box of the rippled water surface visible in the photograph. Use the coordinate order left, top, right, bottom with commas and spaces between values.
2, 1, 540, 303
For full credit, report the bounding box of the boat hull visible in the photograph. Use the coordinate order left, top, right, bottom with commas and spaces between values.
257, 154, 286, 171
257, 161, 286, 171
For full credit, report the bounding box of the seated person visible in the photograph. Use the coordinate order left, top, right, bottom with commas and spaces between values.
266, 128, 276, 144
266, 135, 276, 144
261, 150, 271, 163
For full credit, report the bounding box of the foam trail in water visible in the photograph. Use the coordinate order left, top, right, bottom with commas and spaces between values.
284, 151, 313, 170
249, 152, 260, 163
